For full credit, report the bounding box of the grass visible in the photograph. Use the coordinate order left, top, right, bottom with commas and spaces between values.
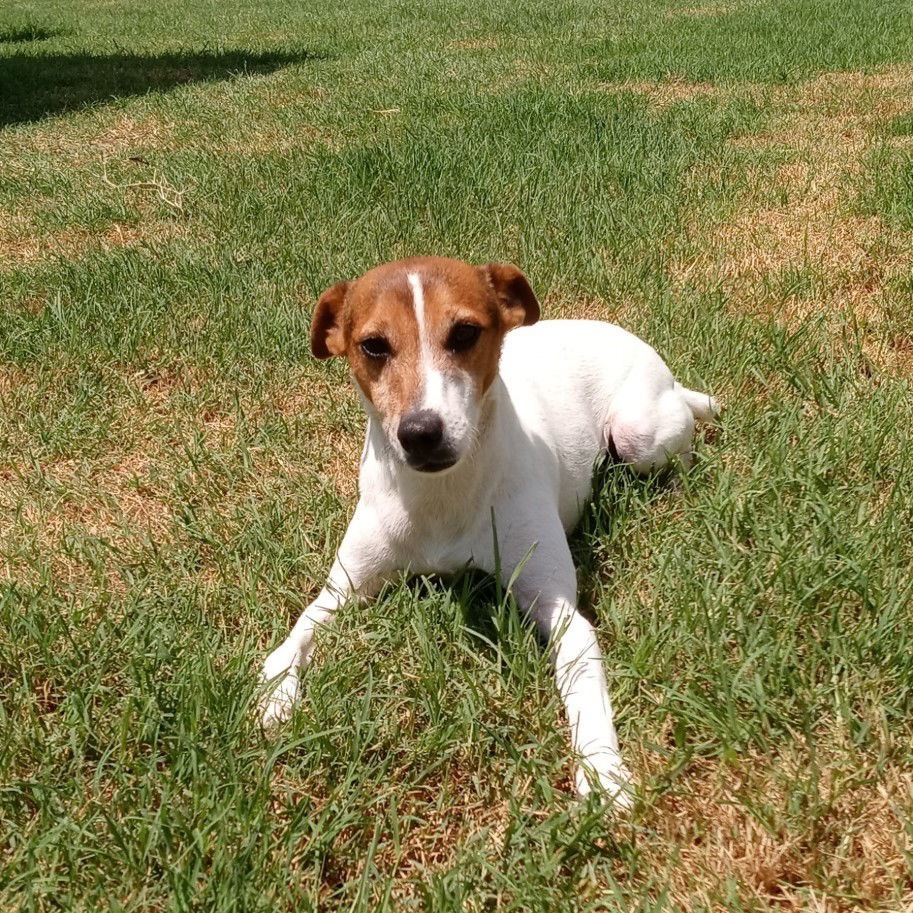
1, 0, 912, 909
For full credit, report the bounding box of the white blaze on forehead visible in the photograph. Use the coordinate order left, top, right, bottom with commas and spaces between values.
407, 272, 431, 362
407, 271, 442, 404
403, 269, 478, 458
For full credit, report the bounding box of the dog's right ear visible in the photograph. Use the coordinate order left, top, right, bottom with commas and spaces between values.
311, 281, 351, 359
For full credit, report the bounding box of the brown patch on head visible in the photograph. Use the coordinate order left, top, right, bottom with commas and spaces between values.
310, 281, 351, 358
481, 262, 541, 330
310, 257, 540, 427
345, 265, 423, 419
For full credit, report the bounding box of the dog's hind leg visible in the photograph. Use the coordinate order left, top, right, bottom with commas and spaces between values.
606, 385, 696, 474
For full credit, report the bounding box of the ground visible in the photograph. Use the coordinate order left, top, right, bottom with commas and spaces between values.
1, 0, 912, 910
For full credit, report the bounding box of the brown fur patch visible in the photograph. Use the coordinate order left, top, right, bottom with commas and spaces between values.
316, 257, 530, 428
345, 270, 424, 419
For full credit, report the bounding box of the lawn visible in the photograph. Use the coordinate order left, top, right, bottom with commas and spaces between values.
1, 0, 913, 909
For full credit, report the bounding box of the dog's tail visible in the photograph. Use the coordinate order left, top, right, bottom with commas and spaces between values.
675, 383, 719, 422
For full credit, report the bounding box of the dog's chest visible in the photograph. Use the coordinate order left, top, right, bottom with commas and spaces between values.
364, 483, 489, 575
409, 531, 481, 575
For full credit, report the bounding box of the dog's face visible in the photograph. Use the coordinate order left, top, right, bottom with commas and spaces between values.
311, 257, 540, 473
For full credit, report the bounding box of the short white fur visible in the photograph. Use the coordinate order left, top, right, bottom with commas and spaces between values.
406, 271, 431, 372
261, 266, 718, 811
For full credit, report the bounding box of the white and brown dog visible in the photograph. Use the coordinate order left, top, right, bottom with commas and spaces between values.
260, 256, 717, 807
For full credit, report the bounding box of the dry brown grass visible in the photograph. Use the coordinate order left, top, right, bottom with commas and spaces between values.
212, 122, 337, 156
0, 114, 174, 171
0, 115, 189, 268
0, 364, 30, 395
269, 757, 515, 907
602, 78, 723, 109
0, 218, 185, 266
0, 363, 194, 587
543, 284, 653, 330
273, 380, 362, 500
447, 38, 502, 51
0, 363, 366, 592
269, 739, 912, 911
52, 455, 172, 539
665, 2, 740, 18
672, 67, 913, 340
383, 788, 512, 898
628, 741, 913, 912
0, 452, 174, 588
90, 114, 174, 156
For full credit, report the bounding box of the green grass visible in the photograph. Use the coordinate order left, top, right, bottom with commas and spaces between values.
2, 0, 913, 909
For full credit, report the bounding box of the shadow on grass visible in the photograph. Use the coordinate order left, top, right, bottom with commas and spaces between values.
401, 460, 666, 642
0, 24, 62, 43
385, 453, 682, 660
0, 48, 326, 127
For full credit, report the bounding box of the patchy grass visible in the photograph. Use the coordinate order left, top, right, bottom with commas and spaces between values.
672, 68, 913, 332
1, 0, 913, 910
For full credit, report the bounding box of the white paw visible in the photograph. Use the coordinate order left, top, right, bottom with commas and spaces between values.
575, 753, 635, 811
259, 646, 300, 729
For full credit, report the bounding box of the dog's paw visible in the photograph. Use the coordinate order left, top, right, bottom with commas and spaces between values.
259, 646, 300, 730
575, 753, 635, 812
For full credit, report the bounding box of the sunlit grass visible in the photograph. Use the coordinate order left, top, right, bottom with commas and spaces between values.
1, 0, 912, 909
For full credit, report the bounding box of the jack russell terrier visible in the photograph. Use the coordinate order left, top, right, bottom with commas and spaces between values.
260, 256, 717, 807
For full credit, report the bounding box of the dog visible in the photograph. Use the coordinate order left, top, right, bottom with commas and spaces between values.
260, 256, 717, 807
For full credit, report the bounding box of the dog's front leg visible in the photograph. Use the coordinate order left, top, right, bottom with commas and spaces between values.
539, 597, 634, 807
259, 505, 391, 728
493, 517, 634, 808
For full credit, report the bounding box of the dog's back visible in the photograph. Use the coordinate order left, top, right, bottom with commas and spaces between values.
498, 319, 715, 522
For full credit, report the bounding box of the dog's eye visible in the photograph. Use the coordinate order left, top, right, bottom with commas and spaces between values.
446, 323, 482, 353
360, 336, 392, 359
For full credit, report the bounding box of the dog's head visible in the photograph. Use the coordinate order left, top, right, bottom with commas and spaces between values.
311, 256, 540, 473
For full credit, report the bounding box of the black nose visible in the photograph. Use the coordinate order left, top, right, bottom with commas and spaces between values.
397, 410, 444, 459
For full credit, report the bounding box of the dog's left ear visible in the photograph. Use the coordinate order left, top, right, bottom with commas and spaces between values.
481, 263, 540, 330
311, 280, 351, 359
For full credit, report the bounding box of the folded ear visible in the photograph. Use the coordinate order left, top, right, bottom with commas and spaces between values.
481, 263, 540, 331
310, 281, 350, 359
